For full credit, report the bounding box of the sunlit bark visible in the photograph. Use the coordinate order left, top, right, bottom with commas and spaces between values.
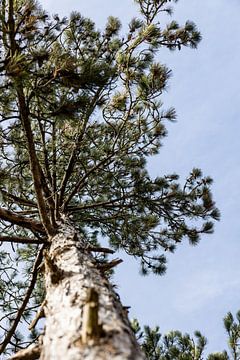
40, 218, 145, 360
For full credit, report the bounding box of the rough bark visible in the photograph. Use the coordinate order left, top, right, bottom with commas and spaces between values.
41, 218, 145, 360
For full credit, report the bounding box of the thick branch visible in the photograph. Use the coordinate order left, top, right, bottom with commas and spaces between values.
0, 189, 37, 208
5, 3, 55, 236
15, 210, 39, 215
97, 258, 123, 272
17, 88, 55, 236
8, 0, 16, 54
0, 246, 44, 355
9, 344, 41, 360
0, 235, 48, 244
5, 0, 54, 235
0, 207, 45, 234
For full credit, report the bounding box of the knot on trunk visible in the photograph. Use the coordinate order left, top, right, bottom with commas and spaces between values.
44, 251, 64, 284
81, 287, 104, 345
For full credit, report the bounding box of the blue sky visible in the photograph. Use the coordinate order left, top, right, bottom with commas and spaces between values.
41, 0, 240, 354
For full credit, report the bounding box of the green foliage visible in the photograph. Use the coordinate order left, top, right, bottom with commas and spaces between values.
132, 319, 207, 359
0, 245, 42, 355
133, 311, 240, 360
207, 353, 229, 360
0, 0, 218, 278
0, 0, 219, 356
223, 311, 240, 359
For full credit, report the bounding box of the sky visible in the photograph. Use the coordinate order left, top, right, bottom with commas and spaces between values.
40, 0, 240, 354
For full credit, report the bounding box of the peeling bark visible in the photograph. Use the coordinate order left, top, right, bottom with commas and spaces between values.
41, 218, 145, 360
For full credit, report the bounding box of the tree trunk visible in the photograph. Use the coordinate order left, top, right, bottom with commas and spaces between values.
40, 218, 145, 360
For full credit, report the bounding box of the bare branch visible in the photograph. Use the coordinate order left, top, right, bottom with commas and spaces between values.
9, 343, 41, 360
86, 246, 115, 254
28, 300, 46, 331
0, 207, 45, 234
97, 258, 123, 272
0, 189, 37, 208
0, 235, 48, 244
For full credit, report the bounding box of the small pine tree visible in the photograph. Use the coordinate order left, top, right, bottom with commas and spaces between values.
0, 0, 219, 359
132, 319, 207, 360
133, 310, 240, 360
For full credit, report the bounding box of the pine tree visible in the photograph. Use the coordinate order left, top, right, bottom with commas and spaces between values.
132, 319, 208, 360
133, 310, 240, 360
0, 0, 219, 359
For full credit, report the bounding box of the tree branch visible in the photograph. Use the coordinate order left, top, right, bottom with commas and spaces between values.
28, 300, 46, 331
0, 235, 48, 244
97, 258, 123, 272
5, 2, 55, 236
52, 121, 58, 223
9, 343, 41, 360
0, 246, 44, 355
37, 113, 53, 188
59, 87, 103, 206
86, 246, 115, 254
0, 207, 45, 234
62, 152, 116, 210
0, 189, 37, 208
17, 88, 55, 236
67, 194, 134, 213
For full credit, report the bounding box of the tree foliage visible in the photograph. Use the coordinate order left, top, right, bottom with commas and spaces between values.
133, 310, 240, 360
0, 0, 219, 356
